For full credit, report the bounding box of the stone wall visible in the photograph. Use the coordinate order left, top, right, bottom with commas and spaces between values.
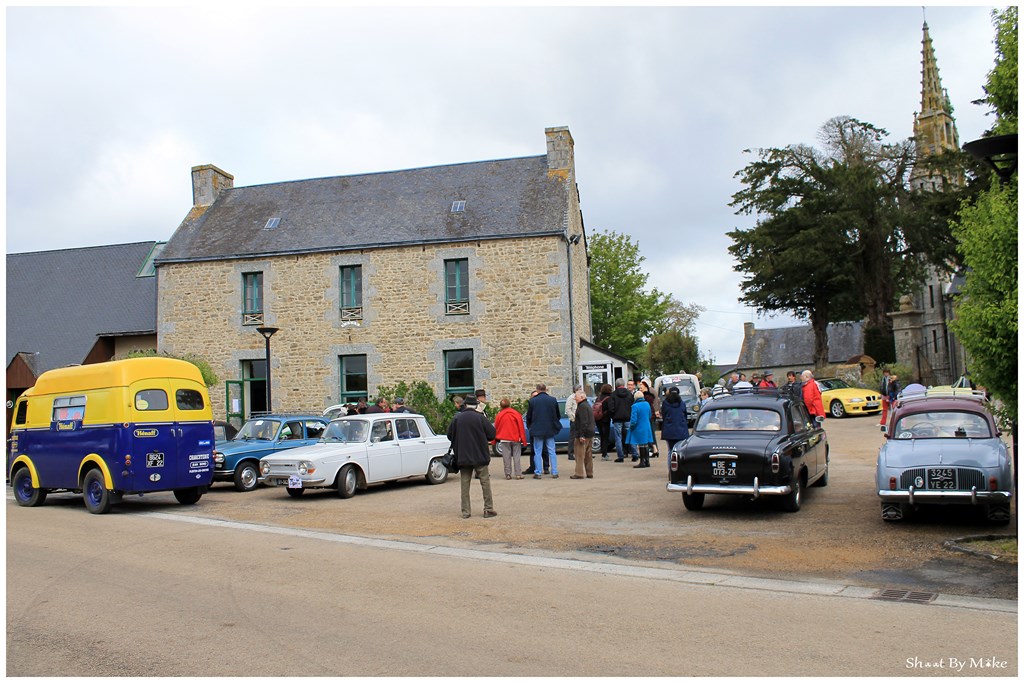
157, 235, 585, 419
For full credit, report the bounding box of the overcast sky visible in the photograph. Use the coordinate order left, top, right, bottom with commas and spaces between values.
5, 4, 1000, 364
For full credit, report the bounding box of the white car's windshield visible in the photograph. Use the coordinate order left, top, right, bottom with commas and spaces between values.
322, 419, 369, 443
893, 411, 992, 439
236, 419, 282, 441
661, 381, 698, 400
696, 408, 781, 431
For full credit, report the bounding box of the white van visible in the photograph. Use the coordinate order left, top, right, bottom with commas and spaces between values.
653, 373, 702, 425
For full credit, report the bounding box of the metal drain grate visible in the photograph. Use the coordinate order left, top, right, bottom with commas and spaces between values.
873, 588, 938, 604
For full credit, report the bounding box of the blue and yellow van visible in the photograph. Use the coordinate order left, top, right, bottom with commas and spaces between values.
8, 357, 215, 514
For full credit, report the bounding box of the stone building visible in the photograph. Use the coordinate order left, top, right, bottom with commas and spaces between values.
899, 19, 968, 385
734, 321, 869, 381
156, 127, 593, 422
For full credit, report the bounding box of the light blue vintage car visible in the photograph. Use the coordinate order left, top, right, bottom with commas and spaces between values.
876, 389, 1012, 525
212, 414, 328, 492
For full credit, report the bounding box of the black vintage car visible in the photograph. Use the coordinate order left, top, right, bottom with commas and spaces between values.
667, 387, 828, 512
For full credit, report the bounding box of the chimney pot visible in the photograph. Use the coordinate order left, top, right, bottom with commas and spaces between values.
191, 164, 234, 207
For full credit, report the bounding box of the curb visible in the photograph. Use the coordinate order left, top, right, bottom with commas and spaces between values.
944, 533, 1018, 563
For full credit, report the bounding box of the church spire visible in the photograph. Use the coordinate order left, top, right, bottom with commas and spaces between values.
911, 18, 960, 189
913, 19, 959, 158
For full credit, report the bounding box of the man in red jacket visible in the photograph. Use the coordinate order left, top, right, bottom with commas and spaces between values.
801, 370, 825, 419
493, 398, 528, 480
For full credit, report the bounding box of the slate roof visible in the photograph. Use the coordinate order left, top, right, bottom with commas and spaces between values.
6, 242, 160, 374
736, 321, 865, 369
158, 155, 570, 263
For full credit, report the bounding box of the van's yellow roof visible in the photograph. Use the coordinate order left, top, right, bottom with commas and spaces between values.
26, 357, 205, 396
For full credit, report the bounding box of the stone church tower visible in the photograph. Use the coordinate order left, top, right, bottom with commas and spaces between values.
890, 19, 968, 385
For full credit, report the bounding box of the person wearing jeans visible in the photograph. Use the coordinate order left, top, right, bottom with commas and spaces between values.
525, 382, 562, 479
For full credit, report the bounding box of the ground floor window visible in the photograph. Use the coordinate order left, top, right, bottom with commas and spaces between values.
444, 349, 474, 396
340, 354, 368, 403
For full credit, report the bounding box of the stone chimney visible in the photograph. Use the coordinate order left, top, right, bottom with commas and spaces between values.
191, 164, 234, 207
743, 322, 755, 338
545, 126, 575, 180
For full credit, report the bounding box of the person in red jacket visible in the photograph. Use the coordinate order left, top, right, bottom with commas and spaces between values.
493, 398, 528, 479
801, 370, 825, 419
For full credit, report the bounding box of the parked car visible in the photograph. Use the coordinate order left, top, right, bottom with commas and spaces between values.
654, 373, 702, 425
876, 388, 1012, 525
524, 398, 601, 454
816, 377, 882, 418
667, 387, 828, 512
323, 404, 350, 420
212, 414, 329, 492
259, 413, 450, 498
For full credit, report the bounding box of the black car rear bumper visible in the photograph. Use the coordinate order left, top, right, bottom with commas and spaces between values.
667, 475, 791, 499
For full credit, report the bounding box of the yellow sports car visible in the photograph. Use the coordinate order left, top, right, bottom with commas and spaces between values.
815, 378, 882, 418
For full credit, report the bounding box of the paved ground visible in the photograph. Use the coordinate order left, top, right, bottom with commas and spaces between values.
102, 413, 1017, 601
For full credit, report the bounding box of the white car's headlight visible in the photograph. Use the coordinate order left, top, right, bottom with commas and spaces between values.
298, 461, 316, 475
260, 461, 271, 475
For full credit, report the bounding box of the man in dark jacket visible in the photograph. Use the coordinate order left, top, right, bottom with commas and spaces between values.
525, 383, 562, 479
569, 391, 596, 479
447, 396, 497, 518
606, 379, 635, 462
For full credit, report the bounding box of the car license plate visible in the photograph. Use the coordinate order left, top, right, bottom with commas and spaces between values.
712, 460, 736, 479
927, 468, 956, 490
866, 401, 879, 408
146, 452, 165, 468
287, 475, 303, 489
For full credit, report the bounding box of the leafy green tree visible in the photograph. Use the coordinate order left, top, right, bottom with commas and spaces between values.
644, 330, 699, 377
119, 349, 219, 387
949, 179, 1017, 419
729, 116, 970, 367
588, 230, 670, 361
974, 6, 1018, 135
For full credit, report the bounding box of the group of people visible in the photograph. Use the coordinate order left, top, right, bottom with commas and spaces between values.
332, 396, 412, 416
721, 368, 826, 419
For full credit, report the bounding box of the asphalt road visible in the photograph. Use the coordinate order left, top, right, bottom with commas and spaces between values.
6, 503, 1017, 677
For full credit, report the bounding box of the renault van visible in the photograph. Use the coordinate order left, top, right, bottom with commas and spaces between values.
8, 357, 215, 514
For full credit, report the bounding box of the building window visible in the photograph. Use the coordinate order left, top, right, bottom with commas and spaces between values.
445, 259, 469, 315
340, 355, 368, 404
933, 330, 939, 353
928, 285, 935, 309
340, 265, 363, 321
444, 349, 474, 396
243, 272, 264, 325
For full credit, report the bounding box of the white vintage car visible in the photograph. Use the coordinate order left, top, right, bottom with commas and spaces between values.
259, 413, 450, 498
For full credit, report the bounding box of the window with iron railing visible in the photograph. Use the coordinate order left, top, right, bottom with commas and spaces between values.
444, 259, 469, 315
340, 265, 363, 321
243, 271, 264, 325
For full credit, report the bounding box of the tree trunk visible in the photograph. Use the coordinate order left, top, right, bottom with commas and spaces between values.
810, 312, 830, 370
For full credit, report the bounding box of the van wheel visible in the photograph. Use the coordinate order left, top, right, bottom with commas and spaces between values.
82, 469, 113, 514
12, 468, 46, 507
233, 461, 260, 492
337, 465, 358, 499
173, 487, 202, 505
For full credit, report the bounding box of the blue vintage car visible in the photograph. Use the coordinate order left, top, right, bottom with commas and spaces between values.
876, 389, 1012, 525
212, 414, 328, 491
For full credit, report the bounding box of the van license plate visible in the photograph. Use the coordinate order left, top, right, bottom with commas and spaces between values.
287, 475, 302, 489
147, 452, 165, 468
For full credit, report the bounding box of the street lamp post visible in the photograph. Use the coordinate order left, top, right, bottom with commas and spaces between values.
256, 326, 279, 412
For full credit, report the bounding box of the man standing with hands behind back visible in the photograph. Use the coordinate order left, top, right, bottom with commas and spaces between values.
447, 395, 497, 519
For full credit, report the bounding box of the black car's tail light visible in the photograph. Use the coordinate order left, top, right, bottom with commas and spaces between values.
669, 451, 679, 472
770, 452, 780, 474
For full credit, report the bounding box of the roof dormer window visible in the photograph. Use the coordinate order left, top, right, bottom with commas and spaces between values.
450, 201, 466, 213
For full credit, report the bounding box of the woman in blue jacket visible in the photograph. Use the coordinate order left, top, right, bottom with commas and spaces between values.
626, 390, 654, 468
660, 386, 690, 455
